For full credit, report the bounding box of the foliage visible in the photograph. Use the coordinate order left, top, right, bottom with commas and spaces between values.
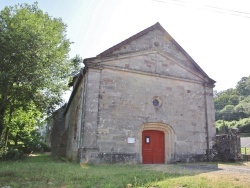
241, 133, 250, 137
0, 101, 51, 157
0, 148, 24, 160
216, 117, 250, 134
0, 2, 72, 139
68, 55, 83, 77
214, 76, 250, 133
0, 146, 7, 159
236, 77, 250, 97
214, 89, 237, 111
0, 136, 51, 160
0, 2, 82, 156
241, 147, 250, 155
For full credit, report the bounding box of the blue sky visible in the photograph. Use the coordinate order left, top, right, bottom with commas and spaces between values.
1, 0, 250, 92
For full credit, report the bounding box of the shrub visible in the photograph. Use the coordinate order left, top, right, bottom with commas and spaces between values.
0, 146, 8, 160
216, 117, 250, 134
1, 148, 24, 161
39, 142, 51, 152
23, 140, 51, 154
236, 118, 250, 132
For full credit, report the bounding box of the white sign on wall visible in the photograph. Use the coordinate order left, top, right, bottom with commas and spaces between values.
127, 137, 135, 144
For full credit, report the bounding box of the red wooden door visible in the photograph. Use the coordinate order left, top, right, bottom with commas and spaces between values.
142, 130, 165, 164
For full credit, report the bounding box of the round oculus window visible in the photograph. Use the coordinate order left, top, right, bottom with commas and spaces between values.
152, 97, 162, 108
153, 99, 159, 107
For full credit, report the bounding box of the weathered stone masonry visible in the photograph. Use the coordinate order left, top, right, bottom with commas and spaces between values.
63, 22, 216, 163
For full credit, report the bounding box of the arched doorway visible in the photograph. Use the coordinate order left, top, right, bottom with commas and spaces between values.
139, 123, 175, 164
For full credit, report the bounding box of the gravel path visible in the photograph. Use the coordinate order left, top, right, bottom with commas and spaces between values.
216, 164, 250, 174
142, 162, 250, 175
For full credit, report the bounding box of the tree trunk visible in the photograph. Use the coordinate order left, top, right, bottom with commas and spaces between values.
3, 108, 13, 147
14, 133, 18, 146
0, 107, 5, 138
4, 127, 9, 146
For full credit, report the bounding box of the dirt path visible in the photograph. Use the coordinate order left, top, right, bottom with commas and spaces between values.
218, 164, 250, 174
143, 162, 250, 174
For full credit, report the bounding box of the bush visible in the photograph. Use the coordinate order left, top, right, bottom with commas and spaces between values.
216, 117, 250, 134
216, 120, 229, 134
1, 141, 51, 161
1, 148, 24, 161
236, 118, 250, 132
0, 141, 50, 161
39, 142, 51, 152
0, 146, 8, 160
23, 141, 51, 154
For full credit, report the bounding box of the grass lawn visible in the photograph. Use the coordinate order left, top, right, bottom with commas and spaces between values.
241, 147, 250, 154
0, 154, 249, 188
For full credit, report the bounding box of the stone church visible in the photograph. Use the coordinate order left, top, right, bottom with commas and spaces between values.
63, 22, 216, 164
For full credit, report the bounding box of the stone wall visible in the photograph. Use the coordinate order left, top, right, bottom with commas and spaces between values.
78, 55, 216, 163
78, 69, 101, 163
94, 66, 214, 163
50, 106, 66, 157
98, 152, 138, 163
64, 77, 84, 161
214, 128, 242, 162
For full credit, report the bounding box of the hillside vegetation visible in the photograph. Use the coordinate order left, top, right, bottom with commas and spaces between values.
214, 76, 250, 135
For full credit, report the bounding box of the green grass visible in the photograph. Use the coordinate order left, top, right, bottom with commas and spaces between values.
241, 147, 250, 154
0, 155, 179, 188
148, 176, 237, 188
0, 154, 250, 188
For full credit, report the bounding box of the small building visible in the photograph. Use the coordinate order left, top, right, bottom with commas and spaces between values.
63, 22, 216, 163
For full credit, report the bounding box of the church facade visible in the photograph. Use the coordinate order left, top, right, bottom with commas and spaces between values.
63, 23, 216, 163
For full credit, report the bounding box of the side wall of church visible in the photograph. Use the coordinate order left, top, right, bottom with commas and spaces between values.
65, 77, 84, 161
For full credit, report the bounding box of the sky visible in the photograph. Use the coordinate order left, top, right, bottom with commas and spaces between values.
1, 0, 250, 93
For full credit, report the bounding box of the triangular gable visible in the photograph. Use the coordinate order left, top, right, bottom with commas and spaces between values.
96, 22, 215, 85
97, 23, 162, 57
97, 51, 206, 83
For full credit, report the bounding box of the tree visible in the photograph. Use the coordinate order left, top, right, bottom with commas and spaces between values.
214, 88, 237, 111
4, 103, 42, 150
234, 96, 250, 116
219, 105, 235, 121
69, 55, 83, 76
236, 76, 250, 97
215, 76, 250, 134
0, 2, 72, 139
